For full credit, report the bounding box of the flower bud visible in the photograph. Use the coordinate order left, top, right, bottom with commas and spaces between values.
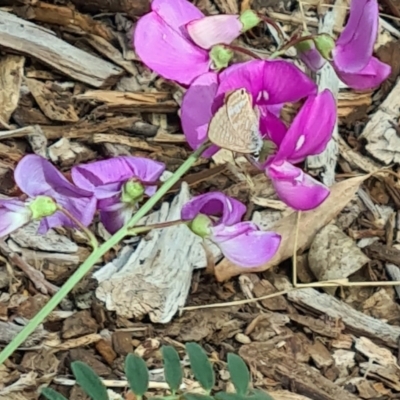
313, 34, 335, 61
210, 45, 233, 70
188, 213, 212, 238
239, 10, 261, 32
296, 38, 326, 72
28, 196, 58, 220
121, 180, 145, 204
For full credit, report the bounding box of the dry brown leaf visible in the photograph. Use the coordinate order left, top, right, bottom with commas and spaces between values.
215, 175, 370, 281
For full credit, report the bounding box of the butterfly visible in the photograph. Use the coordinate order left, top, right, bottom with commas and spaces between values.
207, 88, 263, 154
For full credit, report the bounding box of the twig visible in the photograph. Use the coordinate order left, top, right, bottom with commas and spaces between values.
181, 279, 400, 312
293, 211, 301, 287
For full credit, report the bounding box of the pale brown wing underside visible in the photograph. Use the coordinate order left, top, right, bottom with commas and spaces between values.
208, 88, 262, 154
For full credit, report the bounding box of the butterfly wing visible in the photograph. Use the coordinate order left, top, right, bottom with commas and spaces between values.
208, 89, 262, 154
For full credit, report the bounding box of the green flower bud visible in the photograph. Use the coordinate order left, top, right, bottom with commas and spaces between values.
188, 214, 212, 238
210, 45, 233, 71
121, 180, 145, 204
239, 10, 261, 32
295, 38, 314, 53
29, 196, 58, 220
313, 33, 335, 61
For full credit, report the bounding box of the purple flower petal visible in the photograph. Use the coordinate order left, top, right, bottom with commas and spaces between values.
299, 46, 326, 71
259, 106, 288, 147
100, 204, 134, 234
333, 0, 378, 73
15, 155, 96, 232
273, 90, 336, 164
151, 0, 204, 28
181, 192, 246, 226
71, 157, 165, 199
211, 221, 281, 267
187, 15, 242, 50
217, 60, 317, 106
134, 12, 209, 85
333, 56, 391, 90
0, 199, 32, 237
181, 72, 220, 157
266, 161, 329, 210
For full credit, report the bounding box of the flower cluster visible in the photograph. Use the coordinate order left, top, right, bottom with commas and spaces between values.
1, 0, 389, 270
131, 0, 390, 265
0, 154, 165, 237
297, 0, 390, 90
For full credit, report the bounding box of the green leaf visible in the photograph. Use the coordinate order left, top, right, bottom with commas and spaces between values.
185, 343, 215, 392
215, 392, 247, 400
41, 387, 68, 400
247, 389, 275, 400
71, 361, 108, 400
182, 393, 214, 400
227, 353, 250, 395
162, 345, 183, 392
125, 353, 149, 396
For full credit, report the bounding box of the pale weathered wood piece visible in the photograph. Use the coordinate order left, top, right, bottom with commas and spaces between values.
94, 183, 221, 323
360, 80, 400, 164
0, 11, 123, 88
10, 221, 78, 253
0, 319, 46, 347
278, 284, 400, 348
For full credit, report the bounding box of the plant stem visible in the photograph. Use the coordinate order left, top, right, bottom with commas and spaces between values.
269, 34, 314, 59
0, 143, 209, 366
57, 206, 99, 249
127, 219, 188, 235
223, 44, 262, 60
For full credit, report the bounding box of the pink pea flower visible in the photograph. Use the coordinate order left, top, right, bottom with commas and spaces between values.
181, 60, 317, 157
181, 192, 281, 267
133, 0, 243, 85
71, 157, 165, 234
332, 0, 391, 89
299, 0, 391, 90
9, 155, 96, 235
0, 199, 33, 237
263, 90, 337, 210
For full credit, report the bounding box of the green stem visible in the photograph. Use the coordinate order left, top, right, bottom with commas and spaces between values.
223, 44, 262, 60
57, 206, 99, 249
269, 34, 315, 59
127, 219, 188, 235
0, 143, 209, 365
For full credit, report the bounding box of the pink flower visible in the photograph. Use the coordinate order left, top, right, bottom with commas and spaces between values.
181, 192, 281, 267
133, 0, 243, 85
14, 155, 96, 234
71, 157, 165, 234
0, 199, 32, 237
332, 0, 390, 90
263, 90, 336, 210
181, 60, 317, 157
299, 0, 390, 90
